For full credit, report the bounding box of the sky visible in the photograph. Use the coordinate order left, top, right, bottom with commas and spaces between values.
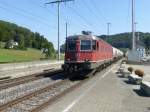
0, 0, 150, 49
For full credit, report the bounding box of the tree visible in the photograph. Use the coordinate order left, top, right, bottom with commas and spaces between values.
43, 42, 55, 58
0, 20, 55, 52
5, 40, 13, 49
18, 34, 25, 50
60, 44, 65, 53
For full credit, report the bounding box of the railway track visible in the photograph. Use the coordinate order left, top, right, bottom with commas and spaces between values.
0, 60, 120, 112
0, 68, 96, 112
0, 69, 62, 90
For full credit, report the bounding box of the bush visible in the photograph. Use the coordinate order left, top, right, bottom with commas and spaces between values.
128, 67, 134, 73
135, 69, 144, 77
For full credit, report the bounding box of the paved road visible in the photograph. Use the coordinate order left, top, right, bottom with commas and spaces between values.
42, 63, 150, 112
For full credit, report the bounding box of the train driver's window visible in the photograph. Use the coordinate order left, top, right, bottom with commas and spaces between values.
80, 40, 91, 51
92, 40, 96, 50
97, 42, 99, 51
67, 41, 76, 51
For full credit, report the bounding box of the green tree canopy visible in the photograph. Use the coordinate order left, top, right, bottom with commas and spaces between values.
0, 20, 55, 57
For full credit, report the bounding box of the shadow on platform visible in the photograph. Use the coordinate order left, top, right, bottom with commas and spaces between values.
115, 71, 120, 74
117, 75, 125, 78
133, 89, 149, 97
123, 80, 139, 85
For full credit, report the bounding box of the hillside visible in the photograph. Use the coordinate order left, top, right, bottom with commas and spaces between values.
98, 32, 150, 50
0, 20, 55, 58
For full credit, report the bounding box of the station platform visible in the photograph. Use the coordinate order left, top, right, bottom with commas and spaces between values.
0, 60, 63, 79
43, 63, 150, 112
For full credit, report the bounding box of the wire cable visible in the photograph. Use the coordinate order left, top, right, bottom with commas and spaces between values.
66, 5, 101, 33
81, 0, 105, 27
0, 1, 57, 29
0, 5, 57, 30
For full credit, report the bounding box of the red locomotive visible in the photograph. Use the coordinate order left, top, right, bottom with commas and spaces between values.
62, 33, 120, 74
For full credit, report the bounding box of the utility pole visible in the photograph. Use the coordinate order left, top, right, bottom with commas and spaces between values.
107, 22, 111, 38
66, 22, 68, 39
135, 22, 138, 33
135, 22, 138, 48
132, 0, 135, 50
46, 0, 74, 61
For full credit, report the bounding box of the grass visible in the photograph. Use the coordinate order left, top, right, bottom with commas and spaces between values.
0, 48, 46, 63
0, 42, 5, 48
60, 53, 65, 60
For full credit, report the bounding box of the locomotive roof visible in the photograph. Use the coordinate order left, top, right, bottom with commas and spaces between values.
67, 34, 113, 47
67, 35, 99, 40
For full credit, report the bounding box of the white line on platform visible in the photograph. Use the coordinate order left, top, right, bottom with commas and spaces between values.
102, 66, 116, 78
62, 64, 116, 112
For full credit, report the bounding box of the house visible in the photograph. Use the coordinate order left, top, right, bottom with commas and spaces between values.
7, 40, 18, 49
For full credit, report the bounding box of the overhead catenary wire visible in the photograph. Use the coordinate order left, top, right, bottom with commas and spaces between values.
28, 0, 58, 17
67, 6, 91, 28
61, 6, 85, 31
0, 0, 105, 36
29, 0, 77, 27
81, 0, 105, 27
0, 6, 40, 32
45, 0, 75, 61
126, 0, 131, 31
30, 0, 102, 34
0, 1, 57, 29
28, 0, 84, 37
66, 5, 95, 30
0, 7, 30, 28
92, 0, 108, 22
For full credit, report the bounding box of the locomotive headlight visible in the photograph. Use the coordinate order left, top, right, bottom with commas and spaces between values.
76, 53, 80, 61
67, 58, 70, 61
76, 53, 79, 58
85, 59, 89, 62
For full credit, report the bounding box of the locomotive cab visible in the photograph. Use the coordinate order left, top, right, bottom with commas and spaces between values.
62, 34, 122, 77
62, 35, 98, 73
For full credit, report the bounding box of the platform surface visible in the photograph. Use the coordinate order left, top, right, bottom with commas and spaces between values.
0, 60, 63, 78
42, 63, 150, 112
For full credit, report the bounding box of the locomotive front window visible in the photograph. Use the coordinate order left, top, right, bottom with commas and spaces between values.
67, 41, 76, 51
80, 40, 91, 50
92, 40, 96, 50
